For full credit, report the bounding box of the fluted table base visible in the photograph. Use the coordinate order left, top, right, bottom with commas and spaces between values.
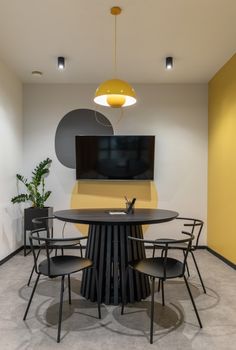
81, 224, 150, 305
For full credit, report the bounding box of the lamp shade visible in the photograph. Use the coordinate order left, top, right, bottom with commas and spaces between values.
94, 79, 136, 108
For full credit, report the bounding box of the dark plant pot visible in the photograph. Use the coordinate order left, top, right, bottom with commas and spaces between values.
24, 206, 53, 230
24, 206, 53, 255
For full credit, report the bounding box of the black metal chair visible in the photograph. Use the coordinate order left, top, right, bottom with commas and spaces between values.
27, 216, 86, 286
152, 217, 206, 293
23, 228, 101, 343
121, 234, 202, 344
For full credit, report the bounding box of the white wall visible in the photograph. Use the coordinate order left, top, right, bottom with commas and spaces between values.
23, 83, 208, 243
0, 60, 23, 260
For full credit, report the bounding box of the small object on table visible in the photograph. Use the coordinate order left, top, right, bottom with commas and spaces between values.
126, 197, 136, 214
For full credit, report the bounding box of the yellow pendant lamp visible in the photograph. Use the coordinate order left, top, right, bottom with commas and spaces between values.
94, 7, 137, 108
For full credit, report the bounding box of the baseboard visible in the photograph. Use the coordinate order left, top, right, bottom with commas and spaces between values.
0, 246, 23, 266
207, 247, 236, 270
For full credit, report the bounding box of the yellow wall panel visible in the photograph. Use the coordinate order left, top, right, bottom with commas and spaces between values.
208, 54, 236, 264
71, 180, 158, 234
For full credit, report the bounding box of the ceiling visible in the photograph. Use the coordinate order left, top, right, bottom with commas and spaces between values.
0, 0, 235, 84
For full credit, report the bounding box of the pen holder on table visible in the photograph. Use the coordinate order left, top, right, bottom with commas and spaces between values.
126, 201, 135, 214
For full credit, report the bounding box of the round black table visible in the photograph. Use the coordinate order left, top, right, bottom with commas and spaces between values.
54, 208, 178, 305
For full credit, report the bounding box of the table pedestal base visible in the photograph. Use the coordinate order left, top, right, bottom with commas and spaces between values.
81, 224, 150, 305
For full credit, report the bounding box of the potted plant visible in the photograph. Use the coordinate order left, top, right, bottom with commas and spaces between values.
11, 157, 53, 255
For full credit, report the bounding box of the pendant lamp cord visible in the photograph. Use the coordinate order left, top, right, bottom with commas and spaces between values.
94, 108, 124, 127
114, 14, 117, 77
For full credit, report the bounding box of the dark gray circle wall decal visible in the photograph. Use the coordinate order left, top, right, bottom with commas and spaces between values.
55, 109, 114, 168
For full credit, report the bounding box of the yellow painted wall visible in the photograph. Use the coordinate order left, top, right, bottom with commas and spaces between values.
71, 180, 158, 234
208, 53, 236, 264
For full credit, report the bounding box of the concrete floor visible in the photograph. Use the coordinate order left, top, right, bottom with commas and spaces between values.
0, 249, 236, 350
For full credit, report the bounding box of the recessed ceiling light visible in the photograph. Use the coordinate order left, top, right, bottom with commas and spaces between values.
165, 57, 173, 70
58, 56, 65, 70
31, 70, 43, 76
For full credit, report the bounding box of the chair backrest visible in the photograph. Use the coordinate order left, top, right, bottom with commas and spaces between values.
128, 233, 194, 279
176, 217, 204, 248
30, 216, 86, 277
32, 216, 68, 239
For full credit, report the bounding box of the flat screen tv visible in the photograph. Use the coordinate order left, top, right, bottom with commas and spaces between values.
75, 135, 155, 180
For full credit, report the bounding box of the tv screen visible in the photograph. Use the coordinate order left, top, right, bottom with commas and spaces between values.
75, 135, 155, 180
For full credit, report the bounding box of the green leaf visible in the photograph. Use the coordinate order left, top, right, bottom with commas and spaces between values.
43, 191, 52, 202
16, 174, 29, 186
11, 194, 29, 204
11, 158, 52, 207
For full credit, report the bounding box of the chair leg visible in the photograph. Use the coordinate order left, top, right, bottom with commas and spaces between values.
161, 279, 165, 306
94, 268, 101, 319
150, 277, 155, 344
182, 250, 190, 277
152, 246, 156, 258
27, 265, 35, 287
121, 267, 129, 315
68, 275, 71, 305
24, 229, 27, 256
121, 297, 125, 315
157, 278, 161, 292
183, 275, 202, 328
190, 251, 206, 293
27, 249, 41, 286
79, 243, 83, 258
182, 249, 190, 278
23, 273, 41, 320
161, 249, 164, 258
186, 260, 190, 278
57, 276, 65, 343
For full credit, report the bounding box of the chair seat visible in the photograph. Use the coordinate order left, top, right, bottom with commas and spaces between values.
39, 255, 93, 277
129, 257, 184, 279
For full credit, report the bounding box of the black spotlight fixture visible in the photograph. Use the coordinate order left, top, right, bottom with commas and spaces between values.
58, 56, 65, 70
166, 56, 173, 70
